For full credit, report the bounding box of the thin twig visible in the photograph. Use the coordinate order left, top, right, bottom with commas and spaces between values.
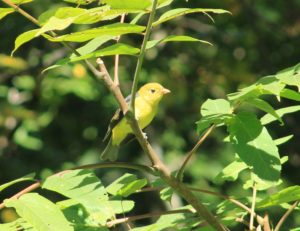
249, 183, 257, 230
129, 0, 158, 113
114, 13, 126, 86
0, 181, 40, 209
107, 209, 193, 227
188, 186, 264, 224
96, 58, 128, 113
274, 201, 299, 231
177, 124, 216, 181
263, 213, 271, 231
72, 162, 156, 175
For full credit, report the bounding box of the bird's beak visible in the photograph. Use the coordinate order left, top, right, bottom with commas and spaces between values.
162, 88, 171, 95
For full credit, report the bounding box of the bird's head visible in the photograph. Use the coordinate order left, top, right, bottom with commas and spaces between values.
138, 83, 170, 105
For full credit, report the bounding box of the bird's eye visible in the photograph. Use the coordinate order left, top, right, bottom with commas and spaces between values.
150, 89, 156, 93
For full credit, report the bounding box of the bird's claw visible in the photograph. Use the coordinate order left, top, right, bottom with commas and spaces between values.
142, 132, 148, 140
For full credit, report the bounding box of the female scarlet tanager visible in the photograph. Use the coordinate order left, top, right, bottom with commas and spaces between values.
101, 83, 170, 161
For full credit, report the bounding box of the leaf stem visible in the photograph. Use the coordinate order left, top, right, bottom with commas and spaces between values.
0, 181, 40, 209
129, 0, 158, 113
249, 183, 257, 230
71, 162, 156, 175
114, 14, 126, 86
106, 209, 193, 227
176, 124, 216, 181
274, 201, 299, 231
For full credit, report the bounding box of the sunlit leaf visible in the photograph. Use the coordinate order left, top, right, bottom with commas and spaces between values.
0, 174, 35, 192
153, 8, 230, 26
260, 105, 300, 125
257, 186, 300, 208
201, 99, 232, 116
146, 35, 212, 49
69, 43, 140, 62
70, 36, 114, 58
246, 98, 283, 124
5, 193, 73, 231
228, 112, 281, 183
47, 23, 145, 42
274, 135, 293, 146
102, 0, 152, 10
214, 159, 248, 183
11, 29, 39, 55
0, 8, 14, 21
280, 88, 300, 101
106, 173, 147, 197
42, 169, 107, 199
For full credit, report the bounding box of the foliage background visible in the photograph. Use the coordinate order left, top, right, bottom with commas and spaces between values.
0, 0, 300, 229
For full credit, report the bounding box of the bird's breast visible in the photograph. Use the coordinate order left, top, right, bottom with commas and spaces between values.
135, 98, 157, 129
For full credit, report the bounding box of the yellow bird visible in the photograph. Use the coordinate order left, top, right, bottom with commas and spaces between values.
101, 83, 171, 161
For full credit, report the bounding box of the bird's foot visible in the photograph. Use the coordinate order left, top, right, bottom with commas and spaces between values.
142, 132, 148, 140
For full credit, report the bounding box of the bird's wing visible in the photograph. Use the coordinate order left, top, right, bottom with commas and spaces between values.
103, 92, 139, 142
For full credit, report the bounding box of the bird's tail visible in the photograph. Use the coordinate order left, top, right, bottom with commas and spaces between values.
100, 138, 119, 161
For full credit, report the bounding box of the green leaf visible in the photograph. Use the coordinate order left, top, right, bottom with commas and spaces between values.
109, 200, 135, 213
106, 173, 147, 197
43, 43, 140, 73
119, 179, 147, 197
197, 114, 232, 134
39, 6, 141, 26
245, 98, 283, 124
69, 36, 114, 58
13, 123, 43, 150
214, 159, 248, 183
274, 135, 293, 146
197, 99, 233, 134
63, 0, 96, 5
160, 187, 173, 202
102, 0, 152, 10
280, 88, 300, 101
131, 209, 198, 231
10, 0, 33, 4
257, 186, 300, 209
47, 23, 145, 42
260, 105, 300, 125
11, 29, 40, 55
37, 16, 77, 36
0, 174, 35, 192
257, 75, 285, 96
0, 218, 36, 231
153, 8, 230, 26
4, 193, 73, 231
0, 8, 14, 21
276, 65, 300, 91
42, 169, 107, 199
201, 99, 232, 116
69, 43, 140, 62
228, 112, 281, 183
227, 84, 261, 102
146, 35, 212, 49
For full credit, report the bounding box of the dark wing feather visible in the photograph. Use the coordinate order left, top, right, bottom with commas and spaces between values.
102, 92, 140, 142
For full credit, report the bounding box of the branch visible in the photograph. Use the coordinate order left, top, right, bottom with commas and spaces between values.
274, 201, 299, 231
249, 183, 257, 230
96, 58, 128, 113
71, 162, 156, 175
107, 209, 193, 227
0, 181, 40, 209
177, 124, 216, 180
